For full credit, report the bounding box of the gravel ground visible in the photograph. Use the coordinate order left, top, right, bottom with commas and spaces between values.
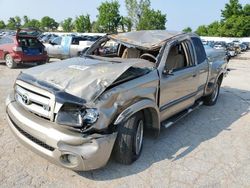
0, 52, 250, 188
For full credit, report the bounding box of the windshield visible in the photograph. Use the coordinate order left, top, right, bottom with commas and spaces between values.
85, 36, 160, 63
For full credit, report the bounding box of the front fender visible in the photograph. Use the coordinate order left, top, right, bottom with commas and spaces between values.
113, 99, 160, 131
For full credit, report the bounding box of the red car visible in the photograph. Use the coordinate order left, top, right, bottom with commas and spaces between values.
0, 29, 48, 68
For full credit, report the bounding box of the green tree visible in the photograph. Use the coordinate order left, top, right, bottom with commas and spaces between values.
221, 0, 243, 20
40, 16, 58, 31
96, 1, 121, 33
243, 4, 250, 16
0, 20, 6, 29
25, 19, 41, 29
137, 7, 166, 30
23, 15, 29, 26
125, 0, 150, 29
195, 25, 208, 36
182, 27, 192, 33
61, 18, 74, 32
220, 15, 250, 37
120, 16, 132, 32
6, 17, 21, 30
207, 21, 221, 36
75, 14, 91, 32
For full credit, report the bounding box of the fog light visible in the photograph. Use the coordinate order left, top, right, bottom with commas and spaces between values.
60, 154, 78, 166
67, 154, 78, 166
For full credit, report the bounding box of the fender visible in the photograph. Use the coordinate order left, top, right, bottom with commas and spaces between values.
113, 99, 160, 131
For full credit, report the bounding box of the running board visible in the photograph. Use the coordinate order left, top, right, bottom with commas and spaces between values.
161, 101, 203, 129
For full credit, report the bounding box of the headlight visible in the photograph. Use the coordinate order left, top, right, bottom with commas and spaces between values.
56, 107, 99, 128
82, 108, 99, 124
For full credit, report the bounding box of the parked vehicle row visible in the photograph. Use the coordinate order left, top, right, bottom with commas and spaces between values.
202, 39, 249, 60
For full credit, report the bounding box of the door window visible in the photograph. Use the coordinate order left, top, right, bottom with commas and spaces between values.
165, 41, 194, 72
191, 37, 206, 64
52, 37, 62, 45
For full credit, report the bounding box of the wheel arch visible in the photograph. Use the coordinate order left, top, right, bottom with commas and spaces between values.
113, 99, 161, 133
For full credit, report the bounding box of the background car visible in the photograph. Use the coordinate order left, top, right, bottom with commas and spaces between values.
0, 29, 48, 68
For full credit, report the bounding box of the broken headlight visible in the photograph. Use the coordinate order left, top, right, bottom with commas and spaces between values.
56, 107, 99, 128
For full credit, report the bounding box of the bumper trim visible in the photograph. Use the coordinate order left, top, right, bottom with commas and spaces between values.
8, 115, 55, 151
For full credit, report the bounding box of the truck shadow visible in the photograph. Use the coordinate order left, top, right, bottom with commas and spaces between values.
78, 86, 250, 180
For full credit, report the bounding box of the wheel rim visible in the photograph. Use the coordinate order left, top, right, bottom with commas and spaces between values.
135, 120, 144, 155
212, 83, 219, 102
5, 55, 12, 67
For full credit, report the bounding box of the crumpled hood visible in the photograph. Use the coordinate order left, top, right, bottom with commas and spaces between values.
20, 57, 153, 102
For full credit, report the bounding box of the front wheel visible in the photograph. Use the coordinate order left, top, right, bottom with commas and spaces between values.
5, 54, 17, 69
204, 80, 221, 106
114, 112, 144, 164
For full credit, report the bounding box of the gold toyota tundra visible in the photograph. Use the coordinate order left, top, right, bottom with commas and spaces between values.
6, 31, 228, 171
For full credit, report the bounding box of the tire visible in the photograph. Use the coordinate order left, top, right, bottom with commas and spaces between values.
5, 54, 17, 69
204, 80, 221, 106
37, 61, 46, 65
114, 111, 144, 164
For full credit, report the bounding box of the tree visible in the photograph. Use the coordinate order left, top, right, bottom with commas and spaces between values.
220, 15, 250, 37
0, 20, 5, 29
96, 1, 121, 33
221, 0, 243, 20
120, 16, 132, 32
75, 14, 91, 32
125, 0, 150, 29
243, 4, 250, 16
195, 25, 208, 36
137, 7, 166, 30
207, 21, 222, 36
40, 16, 58, 31
182, 27, 192, 33
25, 19, 41, 29
6, 17, 21, 30
61, 18, 74, 32
23, 15, 29, 26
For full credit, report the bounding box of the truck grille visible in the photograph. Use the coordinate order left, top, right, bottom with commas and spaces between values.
15, 80, 55, 121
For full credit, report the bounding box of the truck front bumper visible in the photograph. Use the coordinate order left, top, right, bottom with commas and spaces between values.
5, 94, 117, 171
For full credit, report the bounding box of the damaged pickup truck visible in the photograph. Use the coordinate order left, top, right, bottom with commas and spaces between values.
6, 30, 227, 171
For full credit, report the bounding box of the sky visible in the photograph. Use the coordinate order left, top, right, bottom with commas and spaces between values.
0, 0, 249, 31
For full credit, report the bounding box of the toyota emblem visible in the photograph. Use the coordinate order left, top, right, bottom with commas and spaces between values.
22, 94, 31, 105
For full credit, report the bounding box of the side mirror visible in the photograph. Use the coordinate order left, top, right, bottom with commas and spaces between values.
163, 69, 174, 76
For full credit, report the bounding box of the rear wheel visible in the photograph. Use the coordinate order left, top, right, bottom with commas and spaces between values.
5, 54, 17, 69
37, 61, 46, 65
204, 80, 221, 106
114, 112, 144, 164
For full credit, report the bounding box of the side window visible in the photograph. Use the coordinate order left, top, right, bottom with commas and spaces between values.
0, 38, 4, 45
0, 38, 8, 45
71, 37, 79, 45
52, 37, 62, 45
191, 37, 206, 64
165, 41, 194, 72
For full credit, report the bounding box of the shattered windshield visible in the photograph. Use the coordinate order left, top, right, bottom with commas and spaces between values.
85, 36, 160, 63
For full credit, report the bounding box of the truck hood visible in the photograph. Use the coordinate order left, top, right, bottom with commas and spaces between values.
19, 56, 154, 102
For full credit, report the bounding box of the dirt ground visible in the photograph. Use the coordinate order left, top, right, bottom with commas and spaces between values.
0, 52, 250, 188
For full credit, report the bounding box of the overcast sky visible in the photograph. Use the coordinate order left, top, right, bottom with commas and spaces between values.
0, 0, 248, 31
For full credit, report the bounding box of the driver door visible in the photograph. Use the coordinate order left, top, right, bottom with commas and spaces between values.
159, 40, 199, 121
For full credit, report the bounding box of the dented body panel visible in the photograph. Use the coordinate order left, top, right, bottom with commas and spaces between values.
5, 30, 227, 171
